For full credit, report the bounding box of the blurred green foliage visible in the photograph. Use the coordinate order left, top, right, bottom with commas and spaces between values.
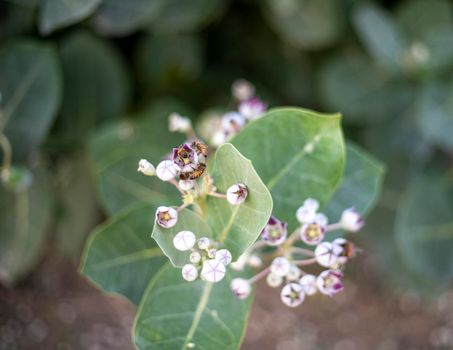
0, 0, 452, 299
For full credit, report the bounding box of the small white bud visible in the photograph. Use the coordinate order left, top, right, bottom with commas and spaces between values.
211, 130, 227, 147
155, 206, 178, 228
247, 254, 262, 268
169, 113, 192, 133
226, 183, 248, 205
156, 160, 179, 181
296, 206, 316, 224
173, 231, 196, 251
314, 213, 328, 227
181, 264, 198, 282
232, 79, 255, 101
314, 242, 342, 268
230, 253, 248, 271
239, 97, 266, 120
270, 257, 291, 277
201, 259, 226, 283
215, 249, 232, 266
300, 223, 325, 245
178, 179, 195, 191
286, 265, 301, 281
340, 208, 364, 232
303, 198, 320, 212
266, 272, 283, 288
190, 251, 202, 264
280, 283, 305, 307
299, 274, 317, 295
137, 159, 155, 176
207, 248, 217, 259
197, 237, 210, 250
230, 278, 251, 299
316, 270, 344, 296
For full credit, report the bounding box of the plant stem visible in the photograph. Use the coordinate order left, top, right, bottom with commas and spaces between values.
293, 257, 317, 266
169, 178, 185, 194
325, 222, 343, 232
290, 247, 314, 257
248, 267, 270, 284
208, 191, 227, 199
0, 133, 12, 180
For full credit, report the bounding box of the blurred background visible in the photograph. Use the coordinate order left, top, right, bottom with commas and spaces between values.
1, 0, 453, 349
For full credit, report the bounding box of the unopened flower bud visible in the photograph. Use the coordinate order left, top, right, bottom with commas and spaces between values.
303, 198, 320, 212
190, 251, 202, 264
211, 130, 227, 147
178, 179, 195, 191
300, 223, 325, 245
340, 208, 364, 232
137, 159, 155, 176
221, 112, 245, 134
169, 113, 192, 133
198, 237, 210, 250
270, 257, 291, 277
299, 274, 317, 295
155, 206, 178, 228
215, 249, 232, 266
230, 253, 248, 271
226, 183, 248, 205
286, 265, 301, 281
266, 272, 283, 288
156, 160, 179, 181
280, 283, 305, 307
173, 231, 196, 251
230, 278, 251, 299
261, 216, 287, 246
247, 254, 262, 268
208, 248, 217, 259
239, 97, 266, 120
316, 270, 344, 296
296, 206, 316, 224
232, 79, 255, 101
314, 242, 342, 268
314, 213, 328, 227
201, 259, 226, 283
181, 264, 198, 282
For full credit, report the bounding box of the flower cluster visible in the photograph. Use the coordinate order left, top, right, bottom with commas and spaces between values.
230, 198, 365, 308
177, 234, 233, 283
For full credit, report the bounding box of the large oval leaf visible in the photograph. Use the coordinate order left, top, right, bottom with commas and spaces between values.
90, 99, 190, 214
134, 264, 253, 350
0, 39, 61, 161
324, 142, 385, 221
81, 204, 166, 305
39, 0, 102, 35
232, 108, 345, 228
0, 169, 53, 284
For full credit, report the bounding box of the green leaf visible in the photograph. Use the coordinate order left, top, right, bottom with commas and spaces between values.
317, 54, 415, 124
152, 144, 273, 265
353, 3, 407, 72
148, 0, 227, 34
90, 98, 191, 214
53, 30, 131, 150
264, 0, 344, 50
93, 0, 164, 36
55, 154, 99, 258
81, 204, 166, 305
232, 108, 345, 229
0, 39, 61, 161
396, 175, 453, 282
0, 169, 53, 284
324, 142, 385, 222
134, 264, 253, 350
416, 79, 453, 152
205, 143, 273, 259
152, 208, 212, 267
39, 0, 102, 35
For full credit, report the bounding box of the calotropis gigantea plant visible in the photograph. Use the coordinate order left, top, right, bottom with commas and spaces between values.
81, 82, 384, 350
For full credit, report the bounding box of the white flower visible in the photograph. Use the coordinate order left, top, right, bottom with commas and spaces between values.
232, 79, 255, 101
173, 231, 196, 251
230, 278, 251, 299
197, 237, 210, 250
296, 206, 316, 224
215, 249, 232, 266
169, 113, 192, 133
266, 272, 283, 288
221, 112, 246, 134
156, 160, 179, 181
247, 254, 262, 268
239, 97, 266, 120
300, 223, 325, 245
226, 183, 248, 205
286, 265, 301, 281
340, 208, 364, 232
230, 253, 248, 271
280, 283, 305, 307
201, 259, 226, 283
260, 216, 287, 246
155, 206, 178, 228
270, 257, 291, 277
178, 179, 195, 191
314, 213, 329, 227
316, 270, 344, 296
137, 159, 155, 176
314, 242, 342, 268
190, 251, 201, 264
181, 264, 198, 282
299, 274, 317, 295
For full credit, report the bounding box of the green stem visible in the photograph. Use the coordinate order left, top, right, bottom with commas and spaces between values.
0, 133, 12, 180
